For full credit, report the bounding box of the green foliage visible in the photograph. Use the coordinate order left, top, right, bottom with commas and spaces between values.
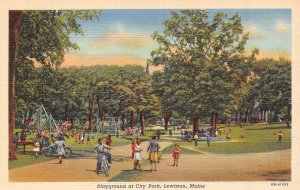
151, 10, 258, 120
186, 124, 291, 154
15, 64, 161, 127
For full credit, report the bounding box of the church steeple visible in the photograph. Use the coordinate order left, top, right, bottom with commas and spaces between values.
146, 59, 150, 74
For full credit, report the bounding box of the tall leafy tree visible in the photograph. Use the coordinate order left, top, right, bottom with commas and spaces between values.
9, 10, 100, 160
151, 10, 257, 135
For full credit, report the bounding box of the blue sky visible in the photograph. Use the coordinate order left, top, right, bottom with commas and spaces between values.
64, 9, 291, 70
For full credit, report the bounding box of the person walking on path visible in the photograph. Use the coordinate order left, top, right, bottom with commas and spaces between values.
172, 143, 180, 167
147, 135, 160, 172
133, 138, 143, 171
94, 138, 112, 173
277, 130, 283, 143
55, 136, 66, 164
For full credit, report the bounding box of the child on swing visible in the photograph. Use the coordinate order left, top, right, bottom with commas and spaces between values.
172, 143, 180, 167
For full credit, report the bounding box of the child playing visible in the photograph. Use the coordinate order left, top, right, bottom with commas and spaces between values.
277, 130, 283, 143
33, 139, 40, 158
172, 143, 180, 167
134, 138, 143, 171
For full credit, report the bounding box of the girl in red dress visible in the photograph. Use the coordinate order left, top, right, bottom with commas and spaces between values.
172, 143, 180, 167
131, 139, 135, 159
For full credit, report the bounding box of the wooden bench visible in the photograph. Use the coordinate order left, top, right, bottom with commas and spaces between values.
16, 141, 34, 154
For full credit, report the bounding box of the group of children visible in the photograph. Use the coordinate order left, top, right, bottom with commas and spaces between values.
130, 135, 181, 172
72, 129, 94, 144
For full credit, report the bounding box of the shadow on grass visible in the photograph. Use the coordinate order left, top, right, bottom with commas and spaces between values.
109, 169, 151, 182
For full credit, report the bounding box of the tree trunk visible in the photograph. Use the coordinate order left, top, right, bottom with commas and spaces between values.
130, 111, 134, 128
210, 112, 214, 127
214, 113, 218, 128
88, 95, 94, 130
96, 95, 101, 119
163, 112, 170, 130
121, 112, 125, 131
65, 106, 69, 121
140, 111, 144, 135
239, 111, 242, 126
235, 112, 238, 125
248, 107, 253, 124
9, 11, 22, 160
285, 116, 290, 128
192, 116, 199, 137
269, 110, 272, 124
70, 116, 74, 129
245, 108, 249, 123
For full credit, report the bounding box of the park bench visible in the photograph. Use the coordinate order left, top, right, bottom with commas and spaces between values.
16, 141, 34, 154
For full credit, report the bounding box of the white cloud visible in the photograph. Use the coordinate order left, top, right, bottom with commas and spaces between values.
244, 25, 267, 39
275, 22, 289, 33
88, 23, 154, 50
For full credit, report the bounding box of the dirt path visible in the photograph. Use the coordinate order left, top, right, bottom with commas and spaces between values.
9, 140, 172, 182
9, 134, 291, 181
133, 148, 291, 181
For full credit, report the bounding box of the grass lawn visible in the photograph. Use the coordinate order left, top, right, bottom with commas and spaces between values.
65, 135, 131, 153
10, 131, 133, 169
9, 151, 55, 169
181, 123, 291, 154
161, 143, 202, 155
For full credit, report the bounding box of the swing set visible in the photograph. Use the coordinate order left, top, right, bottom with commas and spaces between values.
29, 104, 61, 134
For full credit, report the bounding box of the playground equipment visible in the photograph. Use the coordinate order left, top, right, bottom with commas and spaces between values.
97, 116, 121, 136
30, 104, 61, 134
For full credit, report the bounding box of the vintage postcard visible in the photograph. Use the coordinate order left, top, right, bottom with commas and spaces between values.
1, 0, 300, 190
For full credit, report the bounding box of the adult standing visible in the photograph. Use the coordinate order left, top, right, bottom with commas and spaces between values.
55, 136, 66, 164
20, 129, 27, 142
147, 135, 160, 172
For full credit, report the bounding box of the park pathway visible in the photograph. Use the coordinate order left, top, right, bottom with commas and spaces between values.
9, 133, 291, 181
133, 147, 291, 181
9, 138, 173, 182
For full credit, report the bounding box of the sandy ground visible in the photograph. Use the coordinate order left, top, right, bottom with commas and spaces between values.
9, 135, 291, 182
9, 140, 171, 182
134, 148, 291, 181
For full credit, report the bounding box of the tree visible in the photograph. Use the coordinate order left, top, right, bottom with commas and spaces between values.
251, 58, 291, 126
9, 10, 100, 160
150, 10, 257, 136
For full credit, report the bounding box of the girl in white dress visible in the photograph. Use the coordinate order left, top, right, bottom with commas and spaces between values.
55, 136, 66, 164
33, 139, 40, 158
134, 139, 142, 171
